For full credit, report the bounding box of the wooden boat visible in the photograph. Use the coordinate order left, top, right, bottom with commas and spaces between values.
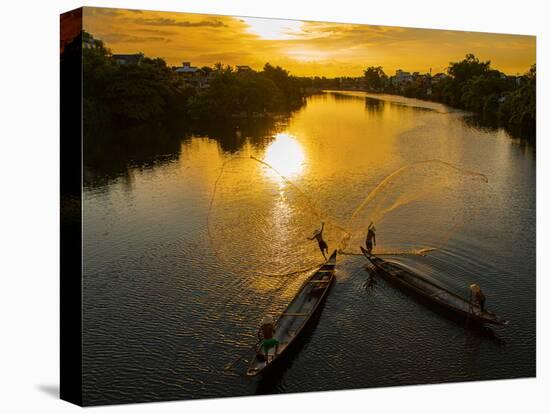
246, 250, 337, 377
360, 246, 507, 326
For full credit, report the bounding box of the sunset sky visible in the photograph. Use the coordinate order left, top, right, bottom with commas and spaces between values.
83, 7, 535, 77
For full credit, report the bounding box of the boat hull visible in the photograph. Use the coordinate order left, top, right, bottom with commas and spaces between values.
246, 251, 337, 377
360, 247, 507, 326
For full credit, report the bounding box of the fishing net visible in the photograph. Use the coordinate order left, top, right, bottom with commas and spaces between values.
339, 160, 489, 256
207, 156, 347, 279
208, 154, 489, 280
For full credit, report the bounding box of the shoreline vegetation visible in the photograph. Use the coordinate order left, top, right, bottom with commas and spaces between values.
80, 31, 535, 172
360, 55, 535, 140
83, 31, 312, 128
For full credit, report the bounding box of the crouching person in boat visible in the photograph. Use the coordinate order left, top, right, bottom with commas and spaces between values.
469, 283, 486, 313
365, 222, 376, 255
308, 222, 328, 260
256, 315, 279, 362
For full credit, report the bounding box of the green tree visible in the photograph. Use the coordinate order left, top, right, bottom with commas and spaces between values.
262, 63, 303, 109
448, 54, 491, 82
83, 35, 192, 124
437, 54, 493, 107
236, 71, 283, 115
498, 64, 536, 134
460, 71, 511, 113
363, 66, 386, 91
201, 66, 213, 76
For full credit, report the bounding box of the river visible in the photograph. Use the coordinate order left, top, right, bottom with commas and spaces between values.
82, 91, 535, 405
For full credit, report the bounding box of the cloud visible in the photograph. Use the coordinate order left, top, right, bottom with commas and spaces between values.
102, 33, 172, 44
137, 28, 176, 36
197, 51, 254, 63
83, 7, 535, 77
133, 17, 227, 28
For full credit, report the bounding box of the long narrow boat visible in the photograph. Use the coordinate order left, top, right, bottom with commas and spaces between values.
246, 250, 337, 377
360, 246, 507, 326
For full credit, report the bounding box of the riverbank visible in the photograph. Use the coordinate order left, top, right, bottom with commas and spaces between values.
80, 32, 309, 129
77, 35, 535, 163
360, 55, 536, 141
328, 84, 535, 142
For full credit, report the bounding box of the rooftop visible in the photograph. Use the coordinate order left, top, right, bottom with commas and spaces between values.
175, 66, 200, 73
112, 53, 144, 65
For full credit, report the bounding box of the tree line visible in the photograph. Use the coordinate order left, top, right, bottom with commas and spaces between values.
83, 34, 311, 128
187, 62, 306, 119
363, 54, 536, 139
81, 33, 535, 140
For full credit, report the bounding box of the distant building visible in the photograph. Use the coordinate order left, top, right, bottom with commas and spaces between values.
236, 65, 252, 73
174, 61, 208, 88
175, 61, 200, 75
393, 69, 413, 85
113, 53, 144, 65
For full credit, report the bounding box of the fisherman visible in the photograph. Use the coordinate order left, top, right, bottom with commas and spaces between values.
257, 315, 279, 362
307, 222, 328, 260
469, 283, 486, 313
365, 221, 377, 255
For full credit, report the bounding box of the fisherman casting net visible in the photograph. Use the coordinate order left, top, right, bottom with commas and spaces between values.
339, 160, 490, 256
208, 155, 347, 279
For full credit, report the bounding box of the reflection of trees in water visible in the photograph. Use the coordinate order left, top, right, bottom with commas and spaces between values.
84, 116, 288, 188
461, 114, 535, 143
332, 93, 432, 115
331, 92, 363, 102
188, 116, 284, 152
331, 92, 430, 115
84, 121, 180, 188
329, 93, 390, 115
364, 97, 384, 113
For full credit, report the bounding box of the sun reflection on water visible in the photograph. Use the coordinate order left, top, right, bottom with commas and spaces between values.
262, 133, 306, 182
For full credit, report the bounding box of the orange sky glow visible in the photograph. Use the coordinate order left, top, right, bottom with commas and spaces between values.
83, 7, 535, 77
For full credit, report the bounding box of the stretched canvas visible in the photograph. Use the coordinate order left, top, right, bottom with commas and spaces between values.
60, 6, 536, 406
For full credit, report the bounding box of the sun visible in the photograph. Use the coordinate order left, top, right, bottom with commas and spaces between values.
240, 17, 304, 40
263, 133, 306, 181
